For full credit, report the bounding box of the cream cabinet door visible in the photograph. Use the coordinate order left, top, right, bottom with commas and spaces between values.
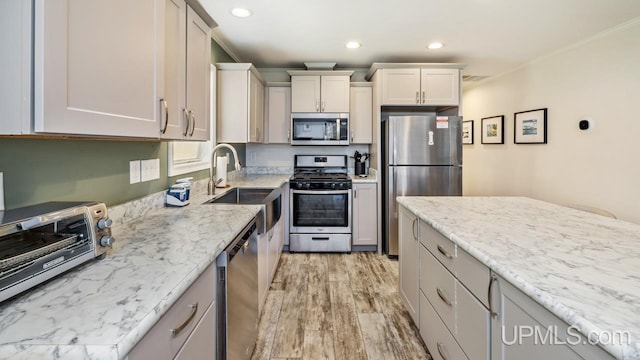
173, 302, 216, 360
399, 205, 420, 324
266, 86, 291, 144
381, 68, 421, 105
352, 183, 377, 246
249, 72, 265, 143
320, 75, 350, 112
184, 5, 211, 141
349, 86, 372, 144
161, 0, 187, 139
34, 0, 161, 138
420, 68, 460, 106
291, 76, 320, 112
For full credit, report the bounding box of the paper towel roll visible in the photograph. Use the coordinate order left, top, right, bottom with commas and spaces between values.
215, 156, 228, 188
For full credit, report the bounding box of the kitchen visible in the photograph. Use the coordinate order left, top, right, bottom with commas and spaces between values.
1, 0, 640, 359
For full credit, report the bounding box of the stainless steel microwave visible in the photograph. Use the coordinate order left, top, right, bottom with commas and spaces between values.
291, 113, 349, 145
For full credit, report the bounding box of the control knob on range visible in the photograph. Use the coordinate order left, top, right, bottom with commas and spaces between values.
97, 218, 113, 230
100, 235, 116, 247
304, 183, 311, 190
331, 183, 338, 190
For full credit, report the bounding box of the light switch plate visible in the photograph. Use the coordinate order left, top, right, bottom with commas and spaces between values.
141, 158, 160, 182
129, 161, 141, 184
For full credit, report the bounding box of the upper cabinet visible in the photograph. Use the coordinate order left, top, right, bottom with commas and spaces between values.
162, 1, 212, 141
265, 84, 292, 144
288, 71, 352, 113
217, 63, 266, 143
349, 84, 373, 144
366, 64, 463, 107
0, 0, 215, 139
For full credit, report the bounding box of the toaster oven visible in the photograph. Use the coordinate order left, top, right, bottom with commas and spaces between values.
0, 201, 114, 303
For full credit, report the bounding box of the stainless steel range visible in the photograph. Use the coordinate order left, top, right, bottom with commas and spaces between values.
289, 155, 352, 252
0, 201, 114, 303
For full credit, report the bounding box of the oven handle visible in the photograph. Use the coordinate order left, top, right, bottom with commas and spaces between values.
291, 189, 351, 195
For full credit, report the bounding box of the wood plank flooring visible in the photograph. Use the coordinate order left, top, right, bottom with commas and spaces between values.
252, 252, 431, 360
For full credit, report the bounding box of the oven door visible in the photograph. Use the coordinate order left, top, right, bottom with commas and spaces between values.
290, 189, 352, 234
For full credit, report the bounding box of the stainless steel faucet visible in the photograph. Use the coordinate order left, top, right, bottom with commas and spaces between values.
208, 143, 242, 195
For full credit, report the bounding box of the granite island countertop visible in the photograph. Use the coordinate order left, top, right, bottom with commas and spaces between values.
397, 196, 640, 360
0, 174, 291, 359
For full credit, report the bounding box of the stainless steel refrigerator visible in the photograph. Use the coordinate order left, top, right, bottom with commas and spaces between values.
382, 113, 462, 257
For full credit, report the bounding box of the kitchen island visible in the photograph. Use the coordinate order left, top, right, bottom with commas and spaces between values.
397, 196, 640, 360
0, 175, 290, 359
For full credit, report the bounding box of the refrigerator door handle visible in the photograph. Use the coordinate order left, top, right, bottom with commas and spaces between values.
392, 168, 397, 218
393, 119, 398, 165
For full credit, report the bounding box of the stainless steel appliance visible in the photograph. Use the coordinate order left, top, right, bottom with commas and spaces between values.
289, 155, 352, 252
382, 113, 462, 257
291, 113, 349, 145
217, 218, 258, 360
0, 201, 114, 303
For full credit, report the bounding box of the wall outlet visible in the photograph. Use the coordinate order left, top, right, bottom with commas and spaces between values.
129, 161, 141, 184
141, 158, 160, 182
249, 152, 256, 162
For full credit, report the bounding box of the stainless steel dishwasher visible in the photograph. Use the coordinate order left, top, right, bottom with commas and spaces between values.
217, 218, 259, 360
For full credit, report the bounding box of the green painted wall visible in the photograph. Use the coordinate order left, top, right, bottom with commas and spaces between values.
0, 39, 238, 210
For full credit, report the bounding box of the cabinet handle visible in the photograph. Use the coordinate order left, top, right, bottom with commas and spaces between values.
171, 303, 198, 337
436, 288, 452, 307
437, 245, 453, 259
436, 342, 449, 360
182, 109, 190, 136
321, 100, 325, 112
416, 91, 420, 104
160, 99, 169, 134
287, 130, 290, 142
256, 127, 260, 142
315, 100, 319, 112
189, 113, 196, 136
422, 91, 426, 104
412, 218, 418, 241
488, 274, 499, 319
354, 189, 357, 198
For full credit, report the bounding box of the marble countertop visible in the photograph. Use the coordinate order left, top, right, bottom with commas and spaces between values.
0, 174, 290, 359
397, 196, 640, 359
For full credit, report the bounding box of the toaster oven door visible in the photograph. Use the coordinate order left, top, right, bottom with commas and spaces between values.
0, 211, 94, 301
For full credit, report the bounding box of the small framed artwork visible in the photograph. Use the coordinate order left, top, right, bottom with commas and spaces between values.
514, 108, 547, 144
481, 115, 504, 144
462, 120, 474, 144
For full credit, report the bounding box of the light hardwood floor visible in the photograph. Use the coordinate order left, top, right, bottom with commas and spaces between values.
251, 252, 432, 360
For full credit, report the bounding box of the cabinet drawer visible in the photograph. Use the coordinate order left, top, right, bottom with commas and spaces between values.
128, 264, 216, 360
455, 282, 489, 360
455, 248, 490, 307
420, 223, 456, 272
420, 244, 455, 332
420, 293, 469, 360
173, 301, 216, 360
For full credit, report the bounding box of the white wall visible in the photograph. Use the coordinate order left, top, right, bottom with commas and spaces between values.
462, 19, 640, 223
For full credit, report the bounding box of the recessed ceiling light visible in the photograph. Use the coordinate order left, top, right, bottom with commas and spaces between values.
345, 41, 361, 49
231, 8, 252, 18
427, 42, 444, 50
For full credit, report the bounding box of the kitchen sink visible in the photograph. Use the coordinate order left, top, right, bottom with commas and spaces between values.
205, 188, 282, 234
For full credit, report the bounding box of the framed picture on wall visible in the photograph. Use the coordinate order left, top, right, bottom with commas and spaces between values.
481, 115, 504, 144
514, 108, 547, 144
462, 120, 474, 144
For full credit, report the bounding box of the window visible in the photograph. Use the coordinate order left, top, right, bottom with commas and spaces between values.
168, 65, 216, 177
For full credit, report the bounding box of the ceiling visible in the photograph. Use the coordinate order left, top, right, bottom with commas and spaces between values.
201, 0, 640, 78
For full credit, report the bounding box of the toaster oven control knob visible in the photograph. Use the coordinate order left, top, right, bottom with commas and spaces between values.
97, 218, 113, 230
100, 235, 116, 247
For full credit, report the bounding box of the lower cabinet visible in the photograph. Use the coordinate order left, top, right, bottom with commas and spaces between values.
490, 275, 615, 360
258, 200, 285, 315
174, 301, 216, 360
127, 263, 216, 360
352, 183, 377, 246
398, 205, 420, 324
